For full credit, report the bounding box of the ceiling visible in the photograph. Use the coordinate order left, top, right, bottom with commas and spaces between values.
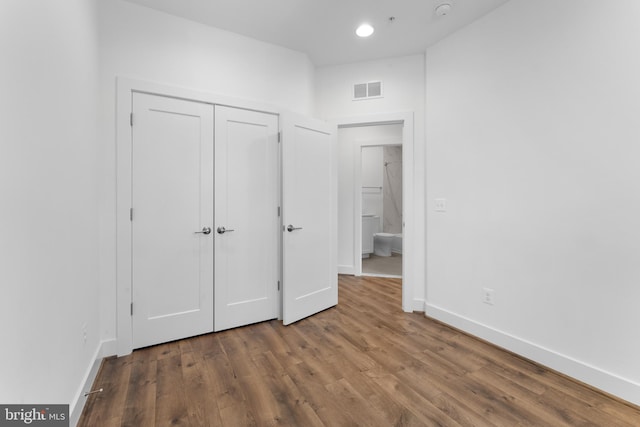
124, 0, 511, 67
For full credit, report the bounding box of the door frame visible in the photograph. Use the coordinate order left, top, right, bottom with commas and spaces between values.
333, 113, 415, 313
116, 78, 283, 356
356, 139, 403, 278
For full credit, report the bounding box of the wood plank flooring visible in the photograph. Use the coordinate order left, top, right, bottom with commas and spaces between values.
79, 276, 640, 426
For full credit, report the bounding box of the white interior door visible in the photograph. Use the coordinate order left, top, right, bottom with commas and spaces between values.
282, 113, 337, 325
131, 92, 214, 349
214, 106, 279, 331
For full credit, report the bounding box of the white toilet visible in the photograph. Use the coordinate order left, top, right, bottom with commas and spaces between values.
373, 232, 394, 257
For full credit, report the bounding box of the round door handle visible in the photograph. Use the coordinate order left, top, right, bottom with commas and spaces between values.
217, 226, 235, 234
195, 227, 211, 235
286, 225, 303, 232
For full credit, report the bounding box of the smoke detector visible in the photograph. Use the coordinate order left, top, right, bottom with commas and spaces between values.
435, 2, 453, 17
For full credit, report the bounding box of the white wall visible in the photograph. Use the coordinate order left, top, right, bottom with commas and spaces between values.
315, 54, 425, 121
426, 0, 640, 404
361, 146, 384, 221
383, 146, 403, 234
316, 54, 426, 308
0, 0, 101, 416
97, 0, 316, 348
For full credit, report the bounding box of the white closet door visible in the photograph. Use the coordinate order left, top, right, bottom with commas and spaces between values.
214, 106, 279, 331
131, 92, 214, 349
282, 113, 338, 325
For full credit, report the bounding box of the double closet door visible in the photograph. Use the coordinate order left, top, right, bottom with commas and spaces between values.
130, 93, 336, 349
213, 105, 279, 332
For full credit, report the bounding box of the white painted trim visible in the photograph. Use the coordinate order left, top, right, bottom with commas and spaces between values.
100, 338, 117, 358
412, 298, 425, 312
331, 112, 415, 313
69, 340, 111, 427
116, 78, 133, 356
353, 141, 362, 277
117, 77, 283, 117
363, 273, 401, 279
338, 265, 355, 275
425, 303, 640, 406
116, 77, 284, 356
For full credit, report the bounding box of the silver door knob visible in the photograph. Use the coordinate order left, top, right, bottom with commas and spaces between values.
217, 226, 235, 234
195, 227, 211, 235
286, 224, 303, 232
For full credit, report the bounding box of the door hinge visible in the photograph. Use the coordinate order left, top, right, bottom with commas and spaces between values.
277, 131, 281, 143
130, 302, 133, 316
130, 208, 133, 221
277, 281, 281, 291
130, 113, 134, 127
277, 206, 281, 217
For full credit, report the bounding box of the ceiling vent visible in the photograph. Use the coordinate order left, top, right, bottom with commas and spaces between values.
353, 81, 383, 100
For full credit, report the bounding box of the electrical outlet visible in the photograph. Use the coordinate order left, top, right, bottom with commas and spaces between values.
482, 288, 495, 305
435, 198, 447, 212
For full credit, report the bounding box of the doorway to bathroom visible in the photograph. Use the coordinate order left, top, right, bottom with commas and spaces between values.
337, 119, 410, 280
335, 112, 416, 313
361, 144, 403, 277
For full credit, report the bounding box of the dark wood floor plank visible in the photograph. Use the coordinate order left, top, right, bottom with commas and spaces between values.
370, 373, 465, 426
324, 377, 405, 427
236, 373, 286, 426
218, 331, 261, 380
218, 402, 257, 427
121, 351, 157, 427
305, 318, 380, 374
189, 357, 225, 427
342, 369, 419, 426
470, 366, 577, 427
263, 321, 306, 367
541, 385, 635, 427
154, 354, 190, 426
285, 361, 356, 426
201, 352, 245, 412
180, 349, 220, 427
78, 356, 132, 427
261, 371, 326, 427
80, 275, 640, 427
429, 392, 498, 427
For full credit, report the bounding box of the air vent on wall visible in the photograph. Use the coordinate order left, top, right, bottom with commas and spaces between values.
353, 81, 383, 100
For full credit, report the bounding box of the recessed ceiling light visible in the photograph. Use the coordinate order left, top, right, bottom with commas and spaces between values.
356, 23, 374, 38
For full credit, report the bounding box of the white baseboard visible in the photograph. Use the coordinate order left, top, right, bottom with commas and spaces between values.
425, 303, 640, 406
69, 339, 116, 426
100, 338, 118, 358
412, 298, 425, 312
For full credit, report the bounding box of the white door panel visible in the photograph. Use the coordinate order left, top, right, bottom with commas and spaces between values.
282, 114, 337, 325
215, 106, 279, 331
132, 93, 214, 349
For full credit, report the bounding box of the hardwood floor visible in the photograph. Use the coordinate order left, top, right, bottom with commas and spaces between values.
80, 276, 640, 426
